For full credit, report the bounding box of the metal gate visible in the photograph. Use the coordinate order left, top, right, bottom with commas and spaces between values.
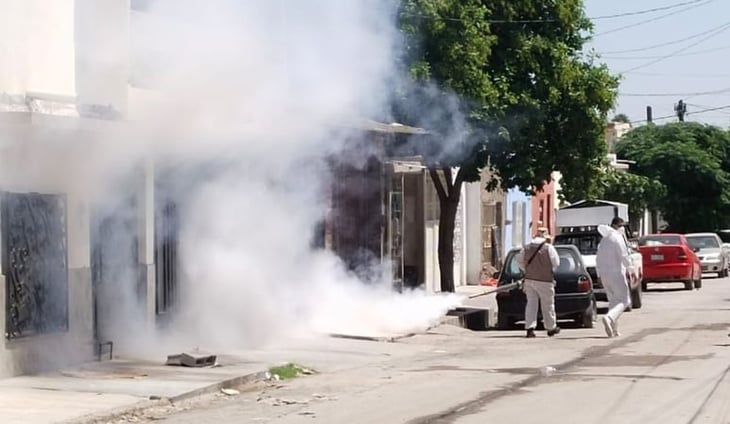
90, 195, 138, 343
1, 192, 68, 339
155, 198, 178, 315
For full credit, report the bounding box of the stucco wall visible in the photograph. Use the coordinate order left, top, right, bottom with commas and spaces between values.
504, 188, 531, 255
0, 196, 94, 378
0, 0, 76, 97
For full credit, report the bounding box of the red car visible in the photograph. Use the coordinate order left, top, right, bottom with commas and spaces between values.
639, 234, 702, 291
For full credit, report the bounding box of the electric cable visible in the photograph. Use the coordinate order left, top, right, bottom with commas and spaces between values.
601, 45, 730, 60
619, 87, 730, 97
620, 23, 730, 73
599, 24, 730, 54
594, 0, 717, 37
399, 0, 712, 25
632, 104, 730, 123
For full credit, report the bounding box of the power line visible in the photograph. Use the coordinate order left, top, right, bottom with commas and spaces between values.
620, 88, 730, 97
591, 0, 708, 20
632, 104, 730, 123
594, 0, 717, 37
599, 23, 730, 54
620, 23, 730, 73
399, 0, 712, 25
686, 103, 730, 114
628, 71, 730, 78
601, 45, 730, 60
688, 104, 730, 114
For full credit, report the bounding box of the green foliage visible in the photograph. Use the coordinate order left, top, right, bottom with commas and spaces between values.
396, 0, 618, 195
612, 113, 630, 124
616, 122, 730, 232
595, 167, 666, 225
268, 363, 316, 380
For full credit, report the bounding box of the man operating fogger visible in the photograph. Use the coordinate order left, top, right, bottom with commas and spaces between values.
596, 217, 633, 338
519, 230, 561, 338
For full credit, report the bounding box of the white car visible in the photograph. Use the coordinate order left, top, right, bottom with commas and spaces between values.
685, 233, 729, 278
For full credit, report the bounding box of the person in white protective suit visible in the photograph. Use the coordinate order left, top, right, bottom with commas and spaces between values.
596, 217, 633, 338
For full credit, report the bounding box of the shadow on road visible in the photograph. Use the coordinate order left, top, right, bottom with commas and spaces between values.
645, 287, 687, 293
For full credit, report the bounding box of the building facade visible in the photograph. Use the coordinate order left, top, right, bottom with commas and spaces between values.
503, 188, 531, 255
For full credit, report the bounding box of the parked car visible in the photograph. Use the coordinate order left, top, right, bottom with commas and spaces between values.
496, 245, 597, 330
685, 233, 729, 278
554, 228, 643, 310
638, 234, 702, 291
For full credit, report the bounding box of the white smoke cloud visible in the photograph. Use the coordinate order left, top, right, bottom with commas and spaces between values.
62, 0, 468, 355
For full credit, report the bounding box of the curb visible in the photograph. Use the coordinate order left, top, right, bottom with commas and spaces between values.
65, 369, 269, 424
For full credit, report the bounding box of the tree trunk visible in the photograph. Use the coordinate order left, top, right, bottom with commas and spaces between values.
429, 167, 464, 293
437, 199, 459, 292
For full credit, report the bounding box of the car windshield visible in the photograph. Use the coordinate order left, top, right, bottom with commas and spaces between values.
553, 233, 600, 255
686, 236, 719, 249
503, 247, 582, 279
639, 236, 681, 246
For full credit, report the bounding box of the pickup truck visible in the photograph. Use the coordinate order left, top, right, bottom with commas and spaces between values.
554, 228, 644, 309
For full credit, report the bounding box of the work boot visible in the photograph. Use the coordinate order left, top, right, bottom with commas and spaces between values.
547, 327, 561, 337
526, 329, 536, 338
602, 316, 614, 338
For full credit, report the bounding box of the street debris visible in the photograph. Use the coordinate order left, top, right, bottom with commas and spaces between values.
267, 363, 317, 380
166, 352, 217, 367
539, 366, 557, 376
266, 398, 310, 406
299, 411, 316, 416
220, 388, 240, 396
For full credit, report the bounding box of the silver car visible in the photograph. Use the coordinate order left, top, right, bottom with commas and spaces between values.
685, 233, 729, 278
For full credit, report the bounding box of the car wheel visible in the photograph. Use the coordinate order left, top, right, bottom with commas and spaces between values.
694, 275, 703, 289
581, 299, 597, 328
497, 312, 515, 330
641, 280, 648, 292
684, 280, 694, 290
630, 284, 643, 309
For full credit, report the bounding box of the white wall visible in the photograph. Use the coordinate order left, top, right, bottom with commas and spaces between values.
0, 0, 76, 97
464, 180, 482, 285
74, 0, 130, 113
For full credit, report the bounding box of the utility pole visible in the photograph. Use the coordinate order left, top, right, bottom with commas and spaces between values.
675, 99, 687, 122
646, 106, 653, 123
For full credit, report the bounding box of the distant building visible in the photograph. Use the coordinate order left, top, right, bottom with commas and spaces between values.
605, 121, 632, 153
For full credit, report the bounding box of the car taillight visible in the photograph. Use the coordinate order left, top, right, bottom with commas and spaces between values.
677, 253, 687, 260
578, 276, 591, 292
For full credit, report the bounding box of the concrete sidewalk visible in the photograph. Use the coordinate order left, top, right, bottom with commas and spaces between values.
0, 333, 444, 424
0, 288, 496, 424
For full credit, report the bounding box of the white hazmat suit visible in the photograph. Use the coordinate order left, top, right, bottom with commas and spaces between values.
596, 224, 633, 337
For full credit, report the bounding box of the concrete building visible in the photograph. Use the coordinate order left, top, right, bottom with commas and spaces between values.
503, 188, 531, 255
530, 178, 557, 238
0, 0, 161, 378
605, 121, 632, 153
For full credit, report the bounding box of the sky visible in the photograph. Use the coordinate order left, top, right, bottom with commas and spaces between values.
584, 0, 730, 127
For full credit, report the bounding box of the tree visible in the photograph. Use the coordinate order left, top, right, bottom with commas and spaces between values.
612, 113, 631, 124
396, 0, 618, 292
594, 167, 666, 232
616, 122, 730, 232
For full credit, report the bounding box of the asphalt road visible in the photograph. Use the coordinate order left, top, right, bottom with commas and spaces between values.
123, 275, 730, 424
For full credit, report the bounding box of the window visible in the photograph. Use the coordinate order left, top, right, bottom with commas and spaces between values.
639, 236, 681, 246
686, 236, 720, 249
554, 233, 601, 255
